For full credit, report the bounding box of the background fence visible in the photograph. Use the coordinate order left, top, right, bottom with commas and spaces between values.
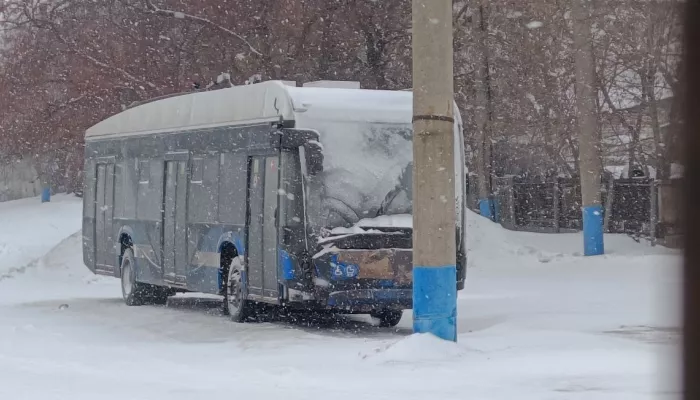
0, 159, 42, 202
471, 176, 682, 246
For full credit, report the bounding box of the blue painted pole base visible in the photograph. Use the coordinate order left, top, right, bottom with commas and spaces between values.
413, 265, 457, 342
582, 204, 604, 256
41, 187, 51, 203
479, 198, 494, 220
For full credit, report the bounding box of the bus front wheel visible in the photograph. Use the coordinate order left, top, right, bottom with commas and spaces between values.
371, 309, 403, 327
225, 257, 252, 322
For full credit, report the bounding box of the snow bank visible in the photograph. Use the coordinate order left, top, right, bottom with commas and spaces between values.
0, 231, 114, 304
0, 194, 82, 278
362, 333, 469, 364
465, 208, 677, 267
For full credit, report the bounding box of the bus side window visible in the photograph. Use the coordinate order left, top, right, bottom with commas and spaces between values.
218, 153, 247, 225
281, 150, 303, 227
136, 159, 162, 221
138, 160, 150, 184
114, 162, 125, 218
188, 157, 219, 223
191, 158, 203, 184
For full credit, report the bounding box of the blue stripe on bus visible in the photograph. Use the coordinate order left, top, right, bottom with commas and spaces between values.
279, 249, 295, 280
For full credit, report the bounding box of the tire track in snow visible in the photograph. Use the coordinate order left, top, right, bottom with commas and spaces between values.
0, 259, 41, 282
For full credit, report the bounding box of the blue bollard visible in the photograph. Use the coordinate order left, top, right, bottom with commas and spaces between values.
582, 204, 604, 256
413, 265, 457, 341
479, 198, 494, 220
41, 187, 51, 203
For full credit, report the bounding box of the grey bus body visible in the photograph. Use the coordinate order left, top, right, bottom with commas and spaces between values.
83, 81, 467, 319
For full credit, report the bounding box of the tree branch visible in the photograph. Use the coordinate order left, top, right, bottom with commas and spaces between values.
7, 8, 157, 92
58, 37, 158, 90
143, 0, 262, 56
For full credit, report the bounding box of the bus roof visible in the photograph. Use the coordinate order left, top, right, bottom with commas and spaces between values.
85, 81, 462, 141
86, 81, 293, 140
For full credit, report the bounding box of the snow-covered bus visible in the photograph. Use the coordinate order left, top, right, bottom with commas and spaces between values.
82, 81, 466, 327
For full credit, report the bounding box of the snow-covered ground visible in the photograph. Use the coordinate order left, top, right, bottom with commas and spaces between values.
0, 194, 82, 280
0, 195, 681, 399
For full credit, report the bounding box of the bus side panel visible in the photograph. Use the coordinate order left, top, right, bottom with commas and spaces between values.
186, 154, 220, 293
82, 158, 97, 273
455, 121, 467, 290
85, 123, 279, 290
186, 224, 246, 294
186, 150, 249, 294
116, 220, 164, 286
132, 157, 166, 286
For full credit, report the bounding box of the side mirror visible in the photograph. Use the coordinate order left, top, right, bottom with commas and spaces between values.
304, 141, 323, 176
276, 128, 324, 176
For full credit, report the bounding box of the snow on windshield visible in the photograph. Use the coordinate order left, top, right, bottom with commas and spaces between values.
305, 120, 413, 230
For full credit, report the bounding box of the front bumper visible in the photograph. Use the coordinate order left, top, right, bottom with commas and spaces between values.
326, 288, 412, 312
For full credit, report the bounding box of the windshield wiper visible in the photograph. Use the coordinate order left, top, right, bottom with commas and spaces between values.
376, 186, 401, 218
324, 196, 360, 224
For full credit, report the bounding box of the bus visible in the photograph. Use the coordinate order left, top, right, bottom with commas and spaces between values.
82, 80, 467, 327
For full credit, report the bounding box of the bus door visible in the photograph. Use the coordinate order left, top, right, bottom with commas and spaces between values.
163, 154, 189, 287
95, 158, 115, 274
246, 155, 280, 302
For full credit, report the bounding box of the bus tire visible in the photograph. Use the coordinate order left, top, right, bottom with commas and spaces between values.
225, 256, 251, 322
140, 285, 170, 306
120, 249, 170, 306
371, 309, 403, 327
121, 248, 148, 306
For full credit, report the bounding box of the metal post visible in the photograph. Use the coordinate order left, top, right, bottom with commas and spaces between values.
508, 176, 516, 229
650, 180, 658, 246
412, 0, 457, 342
603, 178, 615, 233
41, 187, 51, 203
41, 174, 51, 203
553, 179, 560, 233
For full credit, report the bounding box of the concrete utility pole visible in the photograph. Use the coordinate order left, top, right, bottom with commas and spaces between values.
572, 0, 604, 256
412, 0, 457, 341
474, 0, 493, 219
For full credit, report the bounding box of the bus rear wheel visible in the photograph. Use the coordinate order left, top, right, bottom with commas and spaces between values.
121, 248, 169, 306
371, 309, 403, 327
225, 256, 252, 322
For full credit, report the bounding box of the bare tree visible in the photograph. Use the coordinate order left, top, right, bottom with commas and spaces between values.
0, 0, 684, 198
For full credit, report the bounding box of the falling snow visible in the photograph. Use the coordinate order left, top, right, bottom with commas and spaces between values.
0, 1, 685, 398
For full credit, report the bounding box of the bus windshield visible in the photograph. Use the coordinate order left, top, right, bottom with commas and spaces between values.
305, 121, 413, 232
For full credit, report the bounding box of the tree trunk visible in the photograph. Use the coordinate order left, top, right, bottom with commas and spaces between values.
642, 68, 667, 179
628, 124, 637, 171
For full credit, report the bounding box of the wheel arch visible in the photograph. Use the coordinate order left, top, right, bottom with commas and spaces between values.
216, 231, 244, 258
218, 241, 240, 293
117, 226, 135, 278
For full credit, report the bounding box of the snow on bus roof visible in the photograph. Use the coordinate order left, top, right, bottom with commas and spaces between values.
286, 85, 463, 126
286, 86, 414, 125
85, 81, 463, 140
85, 81, 294, 140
